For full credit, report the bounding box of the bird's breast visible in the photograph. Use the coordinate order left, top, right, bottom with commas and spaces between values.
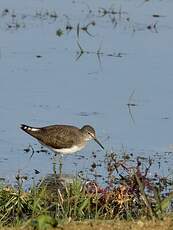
52, 144, 85, 154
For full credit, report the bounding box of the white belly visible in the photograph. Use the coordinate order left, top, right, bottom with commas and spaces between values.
52, 145, 85, 154
39, 140, 85, 155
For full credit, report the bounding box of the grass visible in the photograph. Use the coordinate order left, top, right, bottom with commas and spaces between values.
0, 154, 173, 229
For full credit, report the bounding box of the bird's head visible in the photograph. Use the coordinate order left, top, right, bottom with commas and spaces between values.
80, 125, 104, 150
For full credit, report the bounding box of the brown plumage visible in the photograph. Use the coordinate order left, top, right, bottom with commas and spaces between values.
21, 124, 104, 154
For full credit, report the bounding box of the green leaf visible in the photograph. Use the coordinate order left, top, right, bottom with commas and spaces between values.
34, 215, 56, 230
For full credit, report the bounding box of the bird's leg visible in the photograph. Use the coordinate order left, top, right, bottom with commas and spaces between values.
52, 155, 57, 175
59, 154, 63, 176
52, 153, 63, 176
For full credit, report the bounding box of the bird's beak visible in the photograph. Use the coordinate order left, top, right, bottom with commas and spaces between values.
94, 137, 104, 150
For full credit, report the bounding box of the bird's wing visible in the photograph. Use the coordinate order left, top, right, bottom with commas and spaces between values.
34, 125, 77, 149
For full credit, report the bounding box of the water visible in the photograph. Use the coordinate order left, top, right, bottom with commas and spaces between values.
0, 0, 173, 183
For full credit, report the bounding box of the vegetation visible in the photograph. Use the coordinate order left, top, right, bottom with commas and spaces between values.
0, 154, 173, 229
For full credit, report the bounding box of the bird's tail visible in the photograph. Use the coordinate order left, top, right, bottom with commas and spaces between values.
20, 124, 40, 133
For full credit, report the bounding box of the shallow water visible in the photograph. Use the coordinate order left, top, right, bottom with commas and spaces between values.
0, 0, 173, 183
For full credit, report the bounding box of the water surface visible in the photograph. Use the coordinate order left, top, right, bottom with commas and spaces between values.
0, 0, 173, 183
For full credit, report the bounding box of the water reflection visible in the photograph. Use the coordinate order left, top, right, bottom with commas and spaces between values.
39, 173, 75, 195
0, 0, 173, 182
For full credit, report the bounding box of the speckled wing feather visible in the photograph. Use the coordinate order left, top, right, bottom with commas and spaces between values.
21, 125, 80, 149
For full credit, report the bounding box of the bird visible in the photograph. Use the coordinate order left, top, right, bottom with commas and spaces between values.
20, 124, 104, 155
